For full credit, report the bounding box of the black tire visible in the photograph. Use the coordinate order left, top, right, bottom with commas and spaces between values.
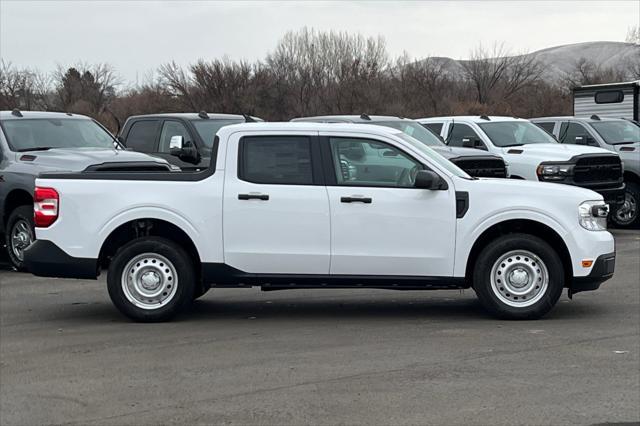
611, 181, 640, 229
5, 205, 35, 271
107, 237, 195, 322
473, 233, 564, 320
193, 286, 209, 300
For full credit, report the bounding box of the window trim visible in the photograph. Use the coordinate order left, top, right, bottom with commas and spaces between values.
321, 135, 429, 189
237, 135, 325, 186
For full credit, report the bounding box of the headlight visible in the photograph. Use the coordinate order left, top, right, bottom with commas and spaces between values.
536, 163, 574, 181
578, 201, 609, 231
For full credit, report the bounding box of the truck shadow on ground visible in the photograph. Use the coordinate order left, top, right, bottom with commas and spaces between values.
41, 293, 610, 324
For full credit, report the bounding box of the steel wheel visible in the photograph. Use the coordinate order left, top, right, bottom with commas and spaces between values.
614, 191, 638, 226
490, 250, 549, 308
10, 219, 34, 262
121, 253, 178, 310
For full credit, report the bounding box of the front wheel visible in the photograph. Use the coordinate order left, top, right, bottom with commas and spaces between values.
473, 233, 564, 320
107, 237, 195, 322
611, 181, 639, 228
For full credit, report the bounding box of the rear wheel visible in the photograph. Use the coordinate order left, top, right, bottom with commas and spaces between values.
611, 181, 639, 228
5, 205, 35, 271
473, 233, 564, 320
107, 237, 195, 322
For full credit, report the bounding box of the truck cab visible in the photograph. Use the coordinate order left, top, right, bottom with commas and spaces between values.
118, 112, 261, 170
417, 116, 625, 209
531, 116, 640, 227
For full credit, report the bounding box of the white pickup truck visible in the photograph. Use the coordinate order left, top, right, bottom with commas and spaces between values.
24, 123, 615, 322
417, 116, 626, 208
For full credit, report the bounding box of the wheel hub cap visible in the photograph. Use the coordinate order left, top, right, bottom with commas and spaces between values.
490, 250, 549, 307
121, 253, 178, 310
10, 219, 33, 261
140, 271, 161, 290
508, 268, 529, 288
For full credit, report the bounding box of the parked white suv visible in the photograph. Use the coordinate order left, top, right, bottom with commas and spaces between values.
417, 116, 625, 208
24, 123, 615, 322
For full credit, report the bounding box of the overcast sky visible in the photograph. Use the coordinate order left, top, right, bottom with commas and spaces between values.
1, 0, 638, 84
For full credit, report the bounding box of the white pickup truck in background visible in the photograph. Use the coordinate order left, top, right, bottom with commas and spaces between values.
24, 123, 615, 322
417, 116, 626, 208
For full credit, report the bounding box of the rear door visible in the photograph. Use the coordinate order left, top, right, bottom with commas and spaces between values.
223, 131, 331, 274
321, 132, 457, 277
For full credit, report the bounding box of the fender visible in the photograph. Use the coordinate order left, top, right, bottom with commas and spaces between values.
97, 205, 205, 261
454, 208, 573, 277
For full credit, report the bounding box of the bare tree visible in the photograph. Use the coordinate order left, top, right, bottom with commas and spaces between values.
461, 43, 543, 105
0, 60, 51, 110
53, 63, 121, 115
564, 57, 629, 88
626, 25, 640, 44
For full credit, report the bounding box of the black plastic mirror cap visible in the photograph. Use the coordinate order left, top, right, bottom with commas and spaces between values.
414, 170, 448, 190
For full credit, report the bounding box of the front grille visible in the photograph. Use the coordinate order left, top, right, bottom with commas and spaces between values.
452, 158, 507, 178
573, 156, 622, 184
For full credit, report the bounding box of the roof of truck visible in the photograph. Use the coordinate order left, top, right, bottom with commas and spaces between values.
417, 116, 526, 123
216, 121, 408, 138
126, 113, 261, 121
531, 116, 631, 123
0, 110, 92, 120
291, 115, 412, 123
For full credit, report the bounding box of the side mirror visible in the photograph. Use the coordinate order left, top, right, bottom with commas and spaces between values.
169, 135, 184, 152
462, 137, 487, 151
414, 170, 448, 190
169, 135, 200, 164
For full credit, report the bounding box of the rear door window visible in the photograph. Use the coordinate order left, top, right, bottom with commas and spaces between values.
422, 122, 443, 135
535, 122, 556, 135
125, 120, 161, 153
240, 136, 314, 185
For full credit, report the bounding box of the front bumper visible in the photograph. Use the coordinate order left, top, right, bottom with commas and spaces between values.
569, 252, 615, 296
23, 240, 99, 279
592, 185, 626, 206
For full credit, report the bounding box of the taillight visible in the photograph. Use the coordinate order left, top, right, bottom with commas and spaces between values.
34, 187, 59, 227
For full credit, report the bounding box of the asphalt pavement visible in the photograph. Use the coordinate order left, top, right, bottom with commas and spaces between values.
0, 231, 638, 425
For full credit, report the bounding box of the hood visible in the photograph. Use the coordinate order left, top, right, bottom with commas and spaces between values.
458, 174, 601, 202
500, 143, 615, 162
13, 148, 170, 172
432, 145, 502, 160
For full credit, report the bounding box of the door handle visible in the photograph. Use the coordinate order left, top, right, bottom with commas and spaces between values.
238, 193, 269, 201
341, 196, 372, 204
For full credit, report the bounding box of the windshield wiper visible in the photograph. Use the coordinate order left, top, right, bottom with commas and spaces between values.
16, 147, 52, 152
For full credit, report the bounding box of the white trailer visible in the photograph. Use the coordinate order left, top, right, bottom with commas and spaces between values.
573, 81, 639, 121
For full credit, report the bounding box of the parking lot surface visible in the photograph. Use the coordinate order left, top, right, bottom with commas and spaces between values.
0, 231, 638, 425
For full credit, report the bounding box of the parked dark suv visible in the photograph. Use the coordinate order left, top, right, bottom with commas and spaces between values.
118, 112, 261, 170
291, 115, 509, 178
0, 110, 172, 270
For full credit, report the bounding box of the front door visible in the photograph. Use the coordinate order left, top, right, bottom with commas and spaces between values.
323, 135, 457, 277
223, 132, 331, 274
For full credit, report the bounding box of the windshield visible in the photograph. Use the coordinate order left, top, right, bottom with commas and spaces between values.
478, 121, 557, 147
192, 119, 243, 147
590, 121, 640, 145
367, 121, 444, 147
396, 132, 471, 179
2, 118, 116, 152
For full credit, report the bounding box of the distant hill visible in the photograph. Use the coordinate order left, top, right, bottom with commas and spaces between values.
425, 41, 640, 84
